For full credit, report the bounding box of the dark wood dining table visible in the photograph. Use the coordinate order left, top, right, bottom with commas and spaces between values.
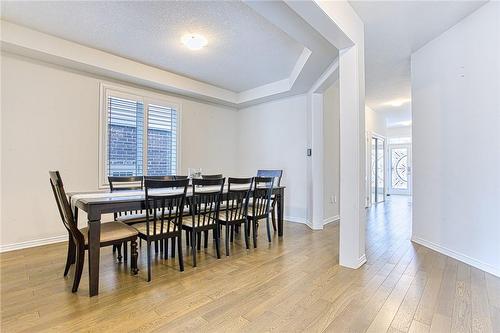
68, 186, 285, 297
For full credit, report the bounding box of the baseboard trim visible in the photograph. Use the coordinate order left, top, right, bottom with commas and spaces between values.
323, 215, 340, 226
412, 236, 500, 278
340, 254, 367, 269
0, 235, 67, 253
286, 215, 340, 231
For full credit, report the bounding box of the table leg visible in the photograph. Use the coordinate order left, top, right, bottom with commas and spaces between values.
277, 188, 284, 237
87, 212, 101, 297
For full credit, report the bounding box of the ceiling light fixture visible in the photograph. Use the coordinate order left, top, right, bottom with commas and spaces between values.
181, 33, 208, 51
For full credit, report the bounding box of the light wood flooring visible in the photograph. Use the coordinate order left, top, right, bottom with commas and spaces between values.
1, 195, 499, 332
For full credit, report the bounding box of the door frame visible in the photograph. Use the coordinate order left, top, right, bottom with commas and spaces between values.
388, 143, 412, 195
366, 131, 386, 207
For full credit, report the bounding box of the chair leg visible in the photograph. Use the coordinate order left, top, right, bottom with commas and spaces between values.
266, 216, 272, 243
230, 225, 234, 242
177, 235, 184, 272
215, 227, 221, 259
271, 209, 277, 231
191, 230, 197, 267
131, 239, 138, 275
171, 237, 176, 258
197, 232, 202, 250
123, 241, 128, 262
225, 223, 230, 256
112, 244, 117, 253
64, 235, 76, 277
117, 243, 123, 262
186, 230, 190, 247
204, 230, 208, 249
147, 241, 152, 282
72, 246, 85, 293
163, 239, 168, 259
154, 240, 159, 254
252, 219, 258, 248
243, 220, 250, 250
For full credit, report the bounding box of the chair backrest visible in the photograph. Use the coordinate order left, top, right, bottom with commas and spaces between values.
224, 177, 253, 222
144, 176, 176, 181
144, 179, 189, 237
108, 176, 143, 192
252, 176, 274, 217
190, 178, 225, 228
256, 169, 283, 187
201, 174, 223, 180
49, 171, 83, 244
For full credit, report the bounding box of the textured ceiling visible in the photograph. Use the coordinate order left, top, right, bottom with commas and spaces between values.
350, 1, 486, 124
1, 1, 304, 92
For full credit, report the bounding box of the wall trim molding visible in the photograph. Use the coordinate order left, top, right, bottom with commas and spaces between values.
323, 215, 340, 225
0, 235, 67, 253
412, 236, 500, 278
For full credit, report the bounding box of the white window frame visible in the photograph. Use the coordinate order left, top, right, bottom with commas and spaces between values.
98, 83, 182, 188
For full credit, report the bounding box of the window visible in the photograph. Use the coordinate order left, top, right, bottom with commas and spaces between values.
99, 84, 179, 186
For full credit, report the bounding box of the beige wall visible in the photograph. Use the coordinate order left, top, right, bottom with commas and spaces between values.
237, 95, 308, 222
323, 81, 340, 221
0, 53, 238, 246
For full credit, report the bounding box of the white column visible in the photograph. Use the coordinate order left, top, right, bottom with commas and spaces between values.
339, 45, 366, 268
311, 93, 324, 229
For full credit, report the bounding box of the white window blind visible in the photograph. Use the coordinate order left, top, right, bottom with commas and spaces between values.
101, 86, 179, 182
107, 96, 144, 177
147, 103, 177, 176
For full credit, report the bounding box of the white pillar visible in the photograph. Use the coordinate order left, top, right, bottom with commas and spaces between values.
339, 45, 366, 268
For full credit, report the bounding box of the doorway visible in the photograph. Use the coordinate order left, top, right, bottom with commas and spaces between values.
388, 144, 412, 195
370, 136, 385, 204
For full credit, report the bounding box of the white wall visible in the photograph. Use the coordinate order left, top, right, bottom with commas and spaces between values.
0, 53, 239, 247
237, 95, 308, 223
365, 106, 386, 136
411, 2, 500, 277
323, 81, 340, 222
386, 125, 411, 138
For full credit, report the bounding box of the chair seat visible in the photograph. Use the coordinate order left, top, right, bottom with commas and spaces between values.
117, 207, 191, 224
116, 213, 148, 224
80, 222, 137, 245
218, 211, 246, 223
132, 222, 179, 236
247, 206, 270, 218
181, 216, 218, 228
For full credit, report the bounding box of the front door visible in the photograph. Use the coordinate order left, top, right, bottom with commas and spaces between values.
389, 144, 412, 195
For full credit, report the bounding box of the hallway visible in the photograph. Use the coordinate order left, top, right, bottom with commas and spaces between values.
364, 195, 499, 333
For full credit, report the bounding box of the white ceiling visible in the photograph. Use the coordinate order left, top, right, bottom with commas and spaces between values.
350, 1, 486, 125
1, 1, 305, 93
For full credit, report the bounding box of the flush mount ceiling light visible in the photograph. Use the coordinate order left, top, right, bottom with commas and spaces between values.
181, 33, 208, 51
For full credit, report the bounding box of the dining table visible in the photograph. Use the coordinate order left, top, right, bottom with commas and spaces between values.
68, 185, 285, 297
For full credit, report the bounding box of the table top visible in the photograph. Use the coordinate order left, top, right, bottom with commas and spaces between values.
68, 185, 284, 209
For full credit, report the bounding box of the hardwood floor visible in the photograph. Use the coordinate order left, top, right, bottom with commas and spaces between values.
1, 195, 499, 332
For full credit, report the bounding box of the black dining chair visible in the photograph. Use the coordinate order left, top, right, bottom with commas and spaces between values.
108, 176, 146, 225
131, 178, 189, 282
144, 176, 176, 181
182, 177, 225, 267
49, 171, 138, 292
144, 175, 189, 181
201, 174, 223, 179
108, 176, 146, 260
256, 170, 283, 231
247, 176, 274, 247
217, 177, 253, 255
